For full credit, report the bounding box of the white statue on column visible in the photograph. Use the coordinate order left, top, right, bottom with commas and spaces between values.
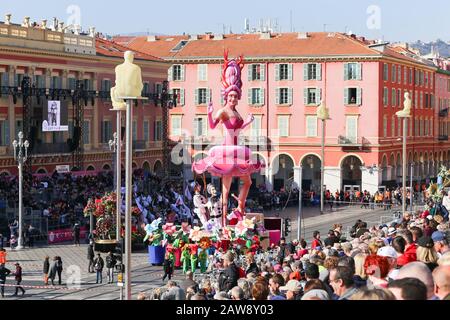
396, 92, 412, 117
110, 51, 144, 110
317, 100, 330, 120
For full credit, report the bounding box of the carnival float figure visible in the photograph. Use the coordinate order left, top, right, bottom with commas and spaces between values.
192, 52, 264, 226
192, 182, 209, 226
206, 184, 223, 229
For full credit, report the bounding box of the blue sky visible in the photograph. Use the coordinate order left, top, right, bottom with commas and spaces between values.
1, 0, 448, 42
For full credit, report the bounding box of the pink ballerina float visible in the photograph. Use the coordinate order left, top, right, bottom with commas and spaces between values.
192, 52, 264, 227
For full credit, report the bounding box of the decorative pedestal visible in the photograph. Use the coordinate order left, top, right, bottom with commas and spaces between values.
173, 248, 181, 268
94, 240, 119, 253
148, 245, 165, 266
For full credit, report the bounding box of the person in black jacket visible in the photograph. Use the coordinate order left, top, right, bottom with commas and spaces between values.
219, 252, 239, 292
105, 252, 116, 284
12, 263, 25, 296
87, 243, 95, 273
94, 253, 105, 284
56, 256, 63, 285
0, 263, 11, 298
162, 252, 174, 282
43, 256, 50, 285
245, 253, 259, 276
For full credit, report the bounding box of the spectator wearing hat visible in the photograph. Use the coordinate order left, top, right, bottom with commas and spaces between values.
279, 280, 302, 300
12, 262, 25, 296
416, 236, 439, 271
388, 277, 428, 300
432, 231, 449, 258
432, 266, 450, 300
377, 246, 399, 280
301, 289, 330, 300
329, 266, 359, 300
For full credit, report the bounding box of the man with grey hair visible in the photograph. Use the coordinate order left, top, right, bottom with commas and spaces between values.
180, 270, 198, 293
397, 262, 436, 300
161, 280, 186, 300
432, 265, 450, 300
230, 286, 245, 300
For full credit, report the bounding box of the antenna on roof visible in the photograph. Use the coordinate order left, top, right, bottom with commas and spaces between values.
290, 10, 293, 32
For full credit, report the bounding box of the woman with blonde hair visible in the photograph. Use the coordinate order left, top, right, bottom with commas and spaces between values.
416, 236, 439, 271
353, 253, 368, 288
350, 288, 396, 300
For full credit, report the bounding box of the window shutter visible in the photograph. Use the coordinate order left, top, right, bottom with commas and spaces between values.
260, 88, 265, 106
260, 64, 266, 81
180, 89, 185, 106
193, 118, 199, 137
344, 88, 349, 105
288, 64, 293, 81
317, 64, 322, 81
197, 65, 201, 81
276, 88, 280, 105
357, 88, 362, 105
248, 89, 253, 105
344, 63, 349, 81
275, 64, 280, 81
181, 65, 186, 81
304, 88, 308, 105
288, 88, 293, 105
194, 89, 199, 105
168, 66, 173, 81
207, 89, 212, 103
202, 117, 207, 136
346, 116, 357, 141
316, 88, 322, 106
4, 121, 10, 146
248, 65, 253, 81
357, 63, 362, 80
303, 64, 308, 81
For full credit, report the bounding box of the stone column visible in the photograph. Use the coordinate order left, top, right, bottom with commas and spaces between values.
293, 166, 302, 190
324, 166, 341, 193
361, 166, 381, 194
265, 166, 273, 192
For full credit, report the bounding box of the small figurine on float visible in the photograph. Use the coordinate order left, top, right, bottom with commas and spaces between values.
206, 183, 223, 229
192, 182, 209, 226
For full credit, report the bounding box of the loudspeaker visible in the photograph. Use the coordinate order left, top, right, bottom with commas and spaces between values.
121, 126, 125, 141
69, 126, 81, 151
29, 126, 38, 149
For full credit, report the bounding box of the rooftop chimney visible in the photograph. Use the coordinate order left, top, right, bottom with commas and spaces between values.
147, 35, 157, 42
89, 27, 96, 37
51, 17, 58, 31
260, 31, 271, 40
4, 14, 11, 25
213, 34, 223, 40
41, 19, 47, 29
58, 22, 64, 32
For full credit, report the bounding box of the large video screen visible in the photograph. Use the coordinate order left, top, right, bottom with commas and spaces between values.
42, 100, 69, 132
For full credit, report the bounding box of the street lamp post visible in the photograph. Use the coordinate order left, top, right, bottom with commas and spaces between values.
109, 131, 121, 242
12, 132, 29, 250
294, 166, 303, 240
317, 100, 330, 215
396, 93, 412, 217
410, 162, 414, 215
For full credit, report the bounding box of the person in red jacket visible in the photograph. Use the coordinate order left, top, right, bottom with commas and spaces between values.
311, 231, 323, 250
397, 231, 417, 267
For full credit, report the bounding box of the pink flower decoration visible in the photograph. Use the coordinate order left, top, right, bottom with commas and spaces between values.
234, 221, 248, 236
221, 227, 233, 240
163, 223, 177, 236
189, 226, 202, 242
181, 223, 191, 235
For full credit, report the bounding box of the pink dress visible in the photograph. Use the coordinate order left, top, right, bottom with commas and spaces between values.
192, 117, 264, 177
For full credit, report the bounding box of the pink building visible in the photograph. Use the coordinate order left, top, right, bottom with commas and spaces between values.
118, 32, 448, 194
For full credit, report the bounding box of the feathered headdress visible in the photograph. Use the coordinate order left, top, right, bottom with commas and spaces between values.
221, 50, 244, 100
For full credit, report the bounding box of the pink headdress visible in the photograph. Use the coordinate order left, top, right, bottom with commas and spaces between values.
221, 50, 244, 100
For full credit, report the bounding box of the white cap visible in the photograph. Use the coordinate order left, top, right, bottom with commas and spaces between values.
377, 246, 398, 259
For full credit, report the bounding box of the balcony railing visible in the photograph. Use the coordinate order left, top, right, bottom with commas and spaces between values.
338, 136, 370, 151
438, 135, 449, 141
132, 140, 147, 150
32, 142, 71, 155
439, 108, 449, 117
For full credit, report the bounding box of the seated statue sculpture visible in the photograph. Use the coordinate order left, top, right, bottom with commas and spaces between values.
110, 51, 143, 110
192, 52, 264, 226
396, 92, 412, 117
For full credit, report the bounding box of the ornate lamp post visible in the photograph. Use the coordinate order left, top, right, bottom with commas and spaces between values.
396, 93, 412, 216
317, 100, 330, 215
12, 132, 29, 250
109, 132, 121, 242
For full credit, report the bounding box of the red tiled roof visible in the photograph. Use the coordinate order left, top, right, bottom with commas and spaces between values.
95, 37, 164, 62
115, 32, 382, 59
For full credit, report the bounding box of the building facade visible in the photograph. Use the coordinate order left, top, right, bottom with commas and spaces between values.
0, 14, 169, 176
119, 32, 450, 194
